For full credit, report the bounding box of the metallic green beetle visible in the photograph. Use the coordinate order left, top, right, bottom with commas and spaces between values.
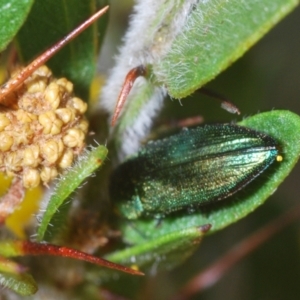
110, 124, 281, 219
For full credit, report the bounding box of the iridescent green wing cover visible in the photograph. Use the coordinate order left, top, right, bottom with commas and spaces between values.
110, 124, 280, 219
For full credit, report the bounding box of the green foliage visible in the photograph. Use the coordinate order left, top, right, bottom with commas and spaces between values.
37, 145, 108, 242
0, 0, 300, 298
0, 0, 34, 51
154, 0, 299, 98
0, 272, 37, 296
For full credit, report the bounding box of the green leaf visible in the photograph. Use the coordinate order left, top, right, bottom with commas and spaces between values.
108, 110, 300, 270
15, 0, 109, 99
0, 271, 37, 296
37, 145, 108, 242
154, 0, 299, 98
0, 0, 34, 51
106, 225, 209, 274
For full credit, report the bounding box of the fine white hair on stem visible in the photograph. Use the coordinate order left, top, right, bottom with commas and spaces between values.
100, 0, 200, 160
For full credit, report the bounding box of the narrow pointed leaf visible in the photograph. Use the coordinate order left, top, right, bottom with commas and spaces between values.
37, 145, 108, 242
106, 225, 211, 274
0, 271, 37, 296
0, 240, 143, 276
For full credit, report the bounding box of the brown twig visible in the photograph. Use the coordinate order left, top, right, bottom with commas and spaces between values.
0, 5, 109, 105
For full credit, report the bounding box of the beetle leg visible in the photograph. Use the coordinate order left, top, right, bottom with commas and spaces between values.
111, 65, 147, 126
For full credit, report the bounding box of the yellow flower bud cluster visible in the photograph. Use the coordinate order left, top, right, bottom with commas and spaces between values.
0, 66, 89, 188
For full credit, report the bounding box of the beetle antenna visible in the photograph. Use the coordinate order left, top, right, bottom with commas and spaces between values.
199, 87, 241, 115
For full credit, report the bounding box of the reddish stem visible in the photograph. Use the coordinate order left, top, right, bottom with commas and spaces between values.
20, 241, 143, 276
111, 65, 147, 126
0, 5, 109, 104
